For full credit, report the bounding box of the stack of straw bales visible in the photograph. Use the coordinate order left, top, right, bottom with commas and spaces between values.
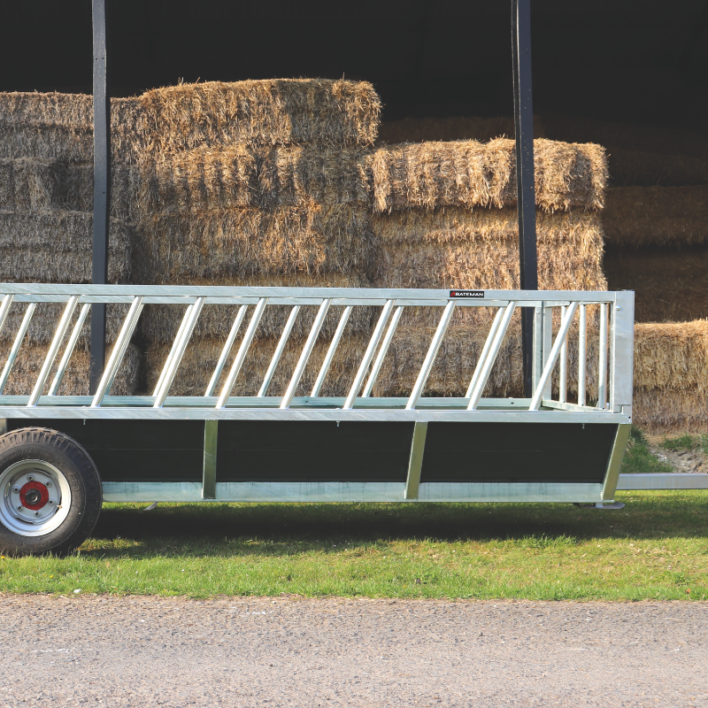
369, 138, 608, 398
0, 93, 139, 395
133, 80, 381, 397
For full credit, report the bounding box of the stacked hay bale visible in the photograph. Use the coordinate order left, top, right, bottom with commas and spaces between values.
0, 92, 140, 395
133, 80, 380, 396
633, 322, 708, 433
369, 138, 608, 398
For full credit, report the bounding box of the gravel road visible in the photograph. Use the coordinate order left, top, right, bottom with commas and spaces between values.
0, 595, 706, 707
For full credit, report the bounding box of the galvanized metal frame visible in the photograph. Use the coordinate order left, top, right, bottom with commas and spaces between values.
0, 284, 634, 418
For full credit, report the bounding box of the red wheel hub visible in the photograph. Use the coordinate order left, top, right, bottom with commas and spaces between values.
19, 481, 49, 510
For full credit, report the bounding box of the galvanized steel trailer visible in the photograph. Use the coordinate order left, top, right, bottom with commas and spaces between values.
0, 285, 633, 555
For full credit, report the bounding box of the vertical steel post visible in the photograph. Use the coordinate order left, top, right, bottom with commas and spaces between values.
512, 0, 538, 397
90, 0, 111, 394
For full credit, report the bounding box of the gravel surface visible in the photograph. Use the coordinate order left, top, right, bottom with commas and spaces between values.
0, 595, 707, 707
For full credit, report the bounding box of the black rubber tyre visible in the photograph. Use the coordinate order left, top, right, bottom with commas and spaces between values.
0, 428, 102, 556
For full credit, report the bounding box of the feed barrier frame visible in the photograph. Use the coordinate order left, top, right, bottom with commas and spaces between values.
0, 285, 634, 505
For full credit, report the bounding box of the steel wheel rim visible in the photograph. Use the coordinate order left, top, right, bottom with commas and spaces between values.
0, 460, 72, 537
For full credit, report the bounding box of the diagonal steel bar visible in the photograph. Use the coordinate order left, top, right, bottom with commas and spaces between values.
280, 300, 331, 409
48, 303, 91, 396
343, 300, 395, 410
205, 305, 248, 397
153, 297, 203, 408
310, 306, 352, 398
465, 306, 505, 399
0, 303, 36, 395
216, 298, 267, 409
92, 297, 144, 407
0, 303, 35, 395
406, 301, 456, 410
0, 295, 14, 337
467, 302, 517, 410
363, 306, 404, 398
153, 303, 197, 396
258, 305, 300, 397
28, 296, 79, 406
529, 302, 578, 411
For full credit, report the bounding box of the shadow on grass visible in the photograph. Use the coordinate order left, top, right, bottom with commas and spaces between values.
87, 492, 708, 558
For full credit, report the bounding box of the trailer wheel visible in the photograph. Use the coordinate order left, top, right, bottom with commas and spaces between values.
0, 428, 102, 557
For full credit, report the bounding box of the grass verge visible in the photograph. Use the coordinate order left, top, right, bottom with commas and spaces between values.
1, 491, 707, 601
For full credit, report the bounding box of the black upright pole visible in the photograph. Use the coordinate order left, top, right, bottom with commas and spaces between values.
511, 0, 538, 398
90, 0, 110, 393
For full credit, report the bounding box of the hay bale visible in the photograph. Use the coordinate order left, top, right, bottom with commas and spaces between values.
133, 204, 375, 283
138, 80, 380, 154
140, 273, 374, 343
373, 209, 606, 326
603, 187, 708, 247
138, 145, 371, 214
0, 80, 381, 163
0, 342, 141, 396
377, 116, 546, 144
634, 321, 708, 394
371, 139, 607, 214
0, 93, 143, 163
145, 335, 370, 398
633, 388, 708, 433
0, 212, 132, 283
0, 158, 138, 219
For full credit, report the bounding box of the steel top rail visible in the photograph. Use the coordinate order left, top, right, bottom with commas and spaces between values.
0, 284, 621, 306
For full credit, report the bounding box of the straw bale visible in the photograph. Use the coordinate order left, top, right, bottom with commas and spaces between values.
138, 80, 381, 153
373, 209, 606, 325
633, 321, 708, 394
0, 342, 141, 397
0, 158, 138, 219
633, 388, 708, 434
372, 139, 607, 214
603, 187, 708, 247
0, 303, 129, 348
0, 93, 144, 164
133, 204, 375, 283
0, 212, 132, 283
145, 335, 370, 398
377, 116, 546, 144
140, 273, 373, 344
138, 145, 371, 214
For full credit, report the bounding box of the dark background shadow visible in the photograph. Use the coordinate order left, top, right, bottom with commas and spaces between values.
2, 0, 707, 132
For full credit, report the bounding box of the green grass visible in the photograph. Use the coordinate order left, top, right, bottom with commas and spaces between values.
620, 427, 673, 474
1, 492, 707, 601
659, 433, 708, 454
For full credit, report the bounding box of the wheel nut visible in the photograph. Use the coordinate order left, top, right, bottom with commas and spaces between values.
12, 486, 19, 493
27, 475, 33, 482
17, 505, 23, 511
34, 511, 39, 516
48, 500, 54, 505
45, 481, 52, 487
